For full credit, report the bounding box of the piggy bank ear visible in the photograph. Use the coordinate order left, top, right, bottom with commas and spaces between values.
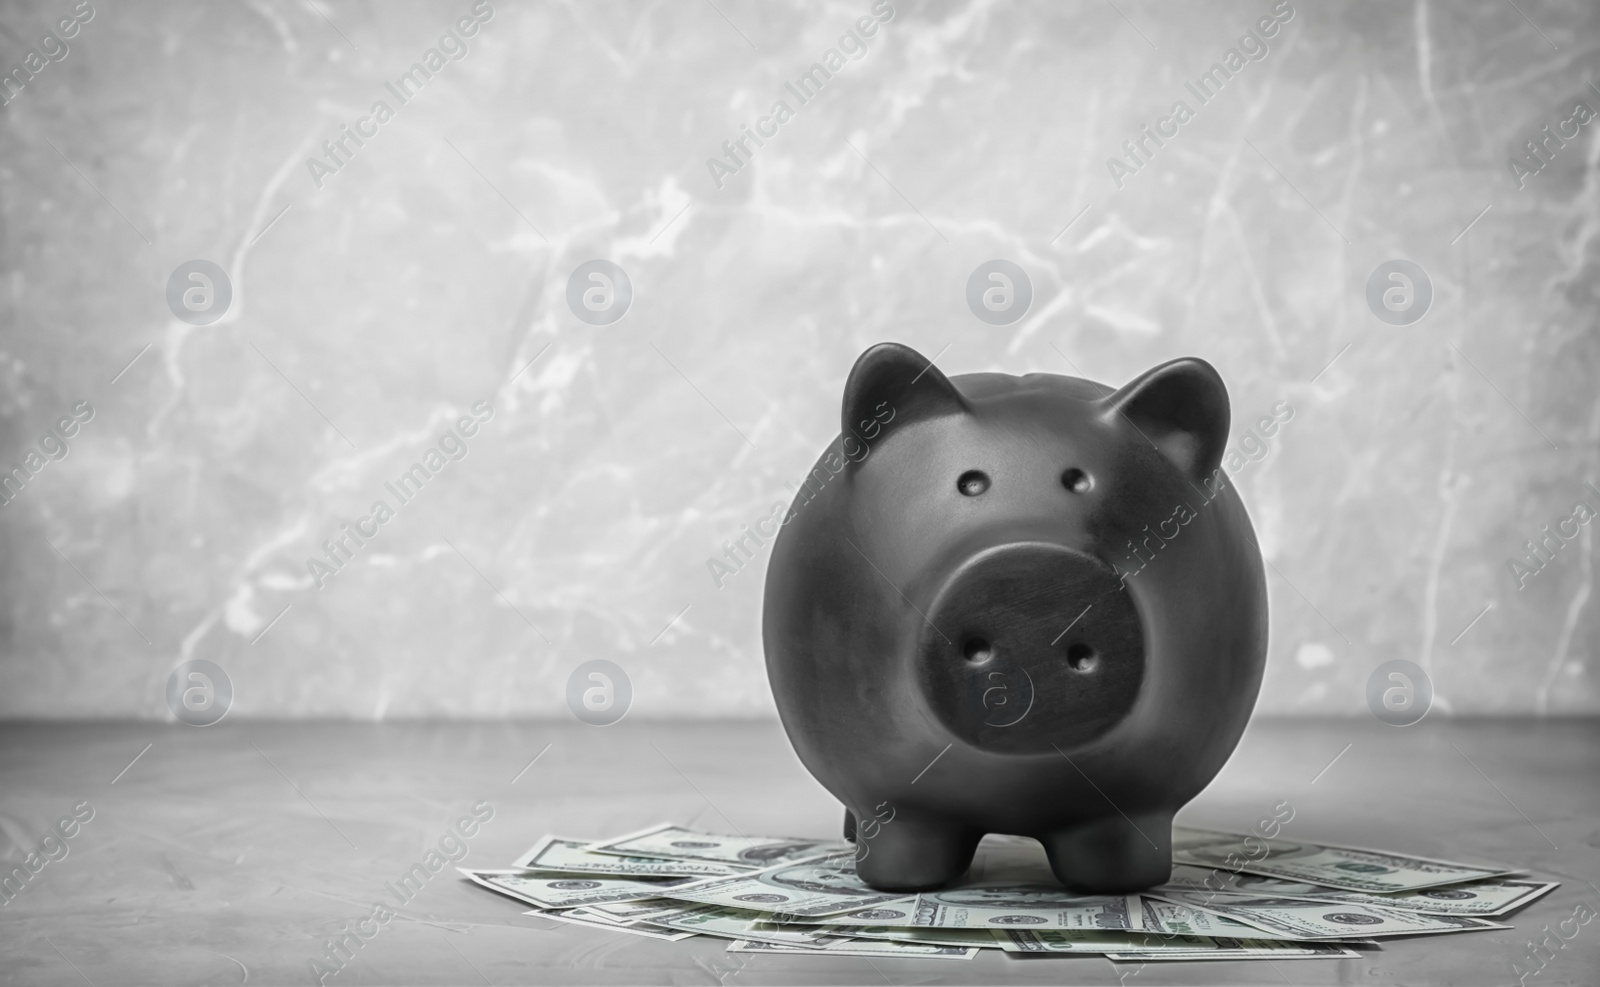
1100, 357, 1230, 481
842, 342, 967, 441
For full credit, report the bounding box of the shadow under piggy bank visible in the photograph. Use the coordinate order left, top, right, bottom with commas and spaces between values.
762, 342, 1268, 893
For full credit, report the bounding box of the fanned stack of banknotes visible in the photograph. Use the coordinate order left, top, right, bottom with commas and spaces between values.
460, 824, 1556, 961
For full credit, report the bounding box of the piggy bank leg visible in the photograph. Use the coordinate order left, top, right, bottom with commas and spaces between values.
1040, 812, 1172, 893
853, 811, 979, 892
843, 808, 856, 842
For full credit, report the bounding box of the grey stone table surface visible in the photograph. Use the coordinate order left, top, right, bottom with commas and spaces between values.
0, 716, 1595, 986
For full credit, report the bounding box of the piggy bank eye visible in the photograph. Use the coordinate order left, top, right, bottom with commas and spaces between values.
957, 470, 990, 496
1061, 468, 1092, 493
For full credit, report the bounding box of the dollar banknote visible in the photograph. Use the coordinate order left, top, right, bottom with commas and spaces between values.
816, 926, 1002, 948
562, 906, 640, 925
465, 821, 1538, 962
642, 903, 845, 947
460, 868, 693, 909
1172, 827, 1516, 894
996, 928, 1359, 959
556, 901, 837, 947
988, 927, 1181, 953
1106, 939, 1360, 960
586, 897, 685, 921
1139, 896, 1304, 940
1102, 946, 1360, 961
905, 887, 1142, 930
725, 938, 979, 958
588, 823, 849, 869
513, 836, 741, 878
523, 907, 697, 941
609, 901, 908, 949
1149, 889, 1510, 939
1161, 864, 1557, 917
780, 902, 924, 926
1360, 878, 1557, 917
657, 853, 919, 917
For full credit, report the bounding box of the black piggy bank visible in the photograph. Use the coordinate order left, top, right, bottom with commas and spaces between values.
762, 343, 1267, 893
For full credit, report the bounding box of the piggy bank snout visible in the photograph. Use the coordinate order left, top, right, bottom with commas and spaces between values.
917, 543, 1146, 754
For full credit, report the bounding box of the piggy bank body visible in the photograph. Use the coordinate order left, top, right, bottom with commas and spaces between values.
762, 343, 1267, 893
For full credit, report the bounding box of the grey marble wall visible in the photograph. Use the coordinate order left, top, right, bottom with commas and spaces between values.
0, 0, 1596, 719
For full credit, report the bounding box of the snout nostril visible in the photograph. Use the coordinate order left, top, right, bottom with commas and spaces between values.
1061, 468, 1092, 493
963, 637, 993, 663
1067, 642, 1099, 672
